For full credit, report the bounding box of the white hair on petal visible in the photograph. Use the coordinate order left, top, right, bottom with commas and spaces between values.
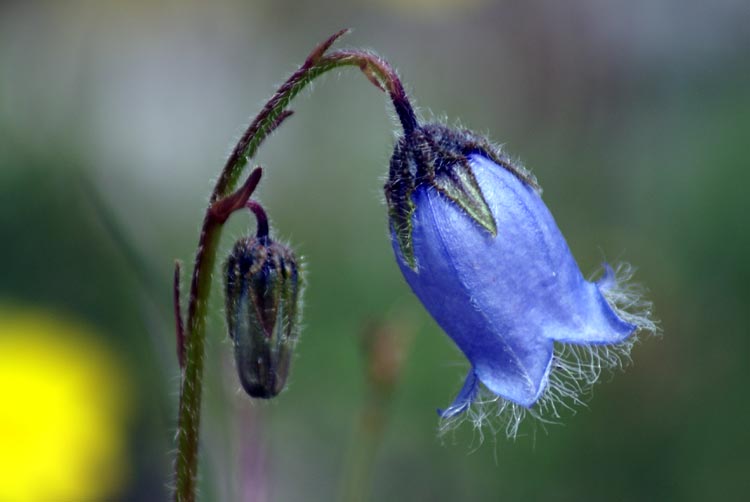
438, 263, 658, 442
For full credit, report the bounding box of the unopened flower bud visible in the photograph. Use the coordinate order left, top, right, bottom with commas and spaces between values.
224, 217, 302, 399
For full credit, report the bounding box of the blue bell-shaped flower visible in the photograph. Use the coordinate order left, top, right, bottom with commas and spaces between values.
385, 123, 648, 422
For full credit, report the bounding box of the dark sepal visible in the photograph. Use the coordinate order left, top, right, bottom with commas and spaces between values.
385, 124, 509, 271
384, 137, 419, 269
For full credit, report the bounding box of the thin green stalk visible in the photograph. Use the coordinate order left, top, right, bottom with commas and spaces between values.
339, 320, 413, 502
340, 398, 389, 502
173, 30, 417, 502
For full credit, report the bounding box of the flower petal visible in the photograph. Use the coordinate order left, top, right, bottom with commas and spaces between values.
394, 183, 554, 407
467, 154, 636, 345
437, 370, 479, 418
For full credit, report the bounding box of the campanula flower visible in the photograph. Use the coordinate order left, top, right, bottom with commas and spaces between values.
385, 123, 655, 434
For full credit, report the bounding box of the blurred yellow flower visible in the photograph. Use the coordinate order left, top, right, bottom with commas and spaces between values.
0, 306, 132, 501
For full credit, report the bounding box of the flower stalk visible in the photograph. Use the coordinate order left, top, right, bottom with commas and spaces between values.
173, 30, 415, 501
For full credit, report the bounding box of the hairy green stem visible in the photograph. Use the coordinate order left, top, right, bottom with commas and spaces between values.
173, 31, 416, 501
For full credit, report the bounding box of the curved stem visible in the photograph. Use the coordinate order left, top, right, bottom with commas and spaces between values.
325, 49, 418, 134
173, 261, 185, 368
173, 31, 416, 501
246, 200, 269, 240
212, 36, 418, 202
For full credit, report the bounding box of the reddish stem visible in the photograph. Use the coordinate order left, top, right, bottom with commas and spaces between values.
246, 200, 269, 240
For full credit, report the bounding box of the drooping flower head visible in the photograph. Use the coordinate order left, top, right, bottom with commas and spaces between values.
385, 121, 655, 435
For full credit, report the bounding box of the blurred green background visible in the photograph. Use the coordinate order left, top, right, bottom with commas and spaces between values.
1, 0, 748, 500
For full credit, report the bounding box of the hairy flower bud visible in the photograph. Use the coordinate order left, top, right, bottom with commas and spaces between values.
224, 234, 302, 399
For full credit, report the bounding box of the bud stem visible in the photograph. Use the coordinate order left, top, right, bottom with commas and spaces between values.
246, 200, 270, 240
